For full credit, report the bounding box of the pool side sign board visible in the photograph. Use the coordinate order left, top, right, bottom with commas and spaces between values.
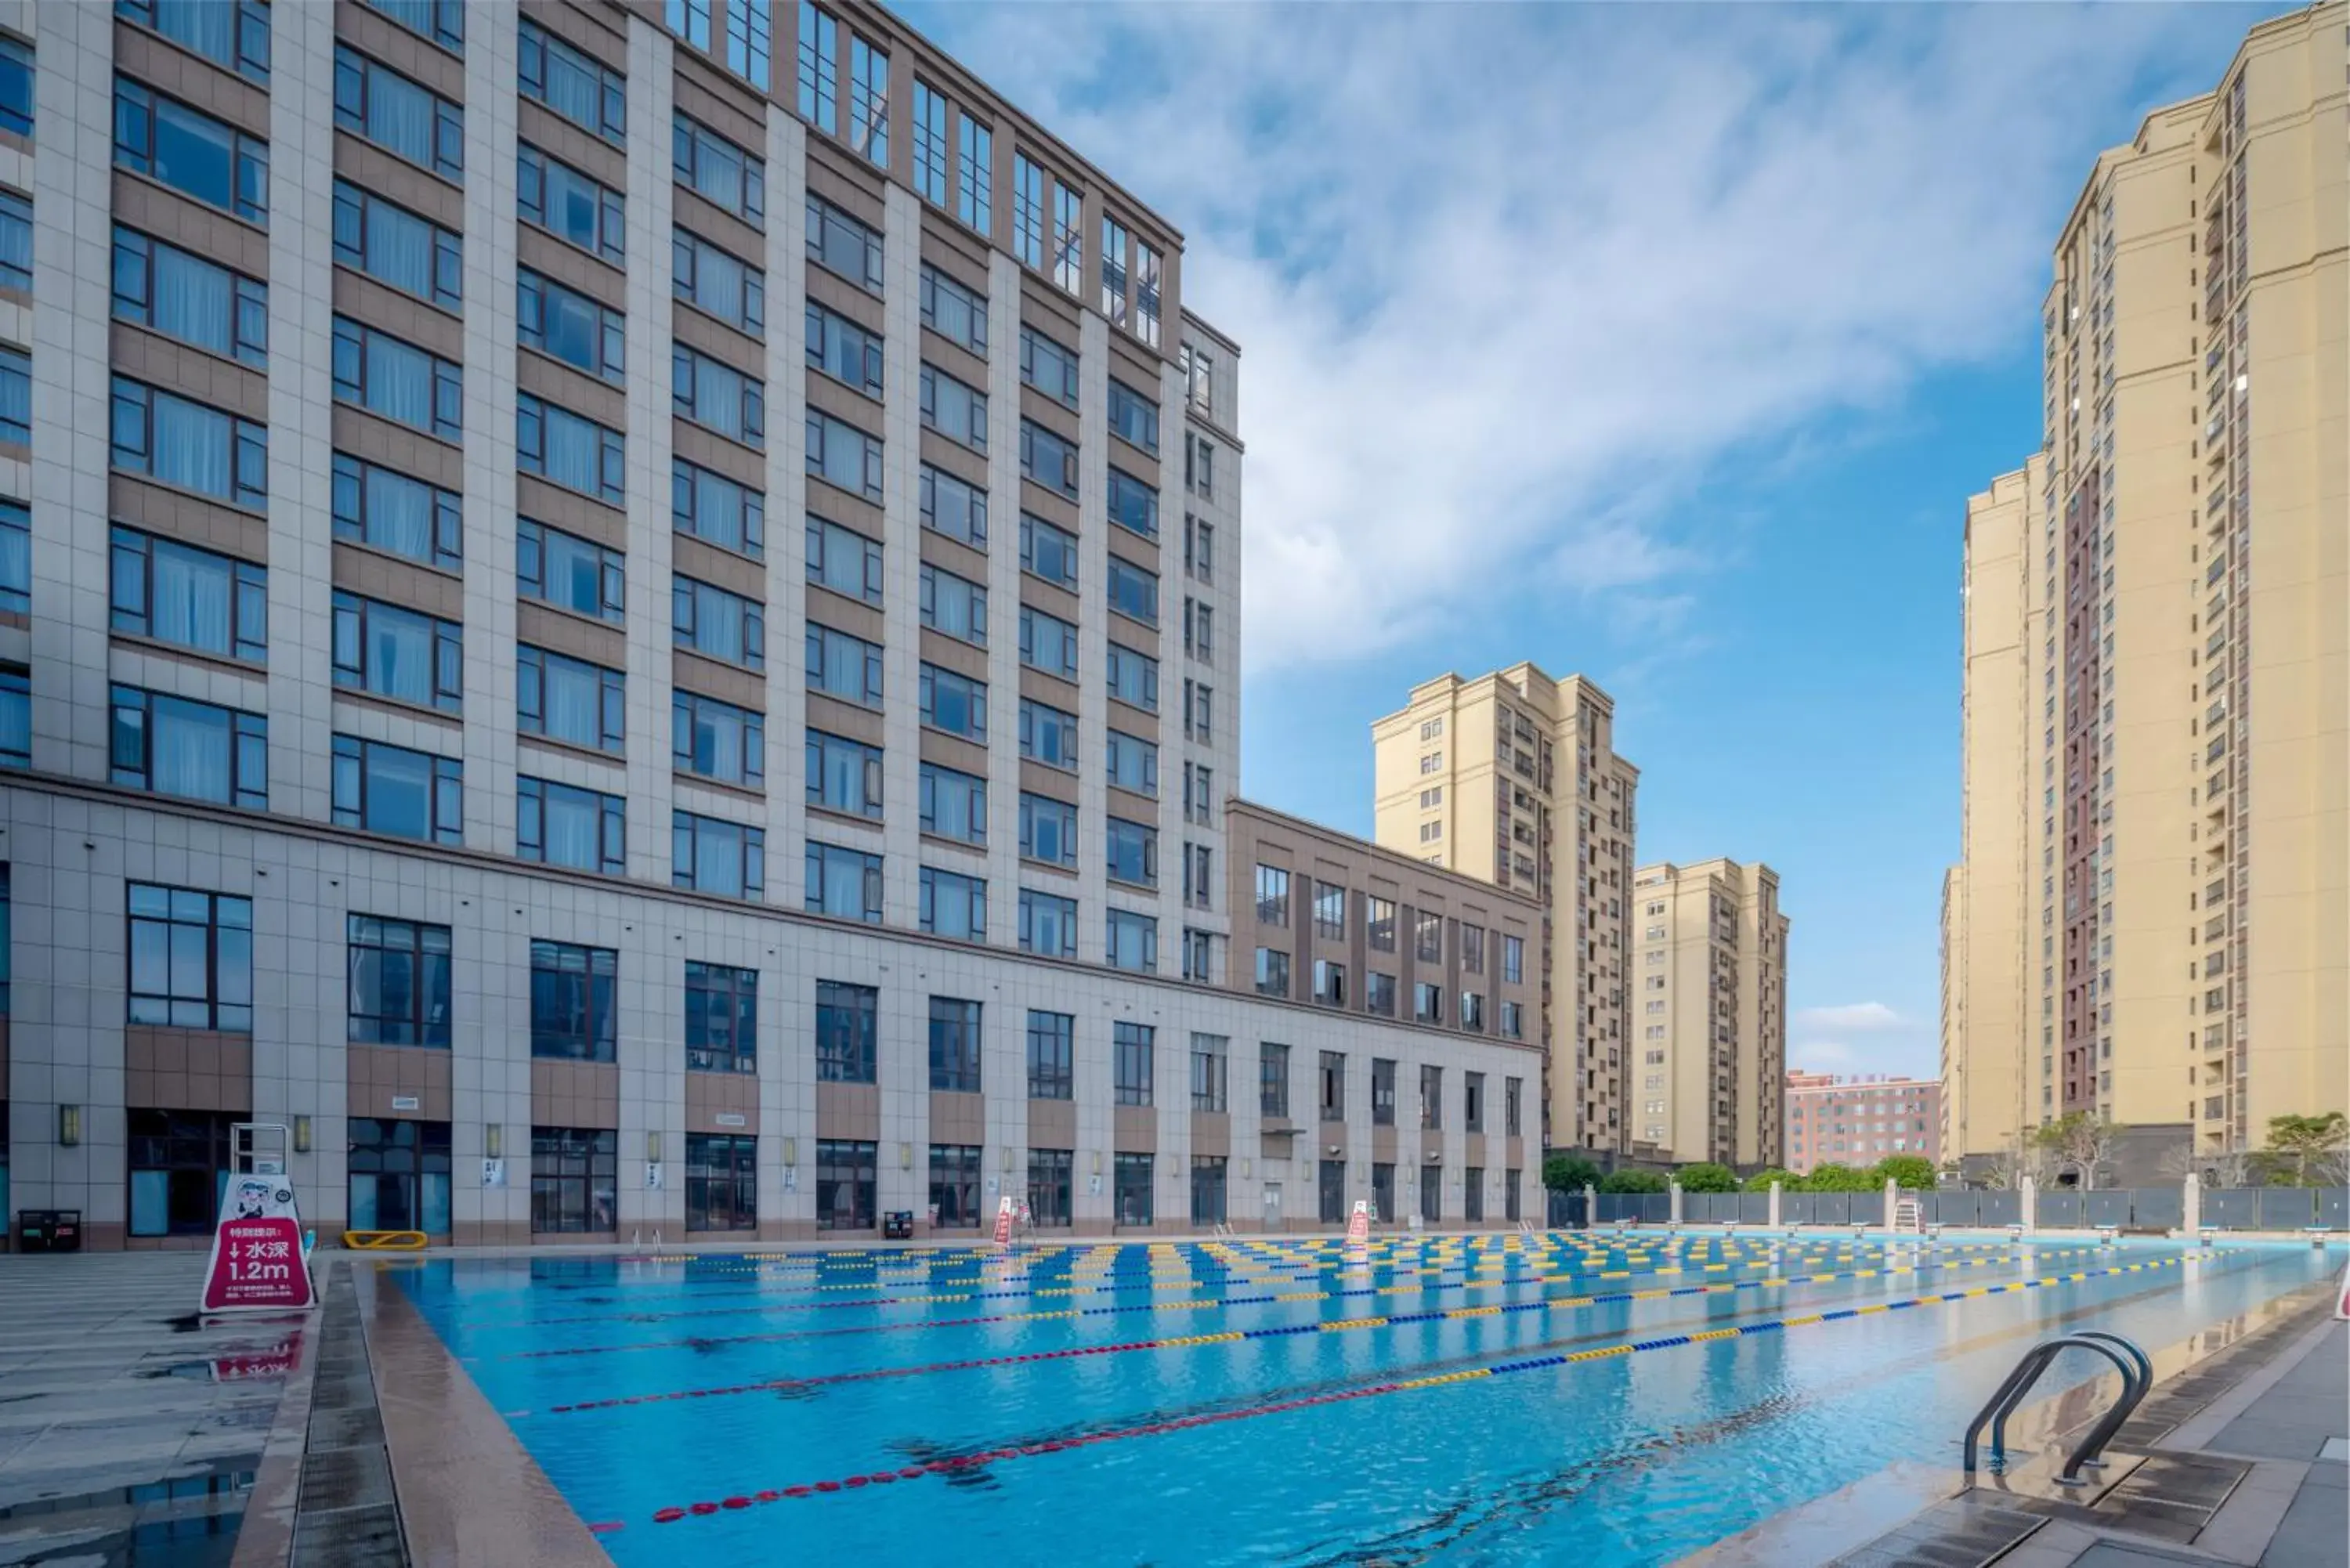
993, 1195, 1015, 1247
1347, 1200, 1371, 1245
2336, 1261, 2348, 1321
201, 1172, 316, 1315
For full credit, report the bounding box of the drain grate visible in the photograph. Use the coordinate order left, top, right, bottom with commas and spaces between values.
289, 1270, 409, 1568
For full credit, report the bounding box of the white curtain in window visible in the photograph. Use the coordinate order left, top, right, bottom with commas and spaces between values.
367, 335, 435, 430
541, 658, 602, 746
367, 201, 433, 298
541, 785, 601, 868
0, 515, 27, 597
545, 409, 598, 493
149, 244, 233, 357
367, 605, 433, 705
149, 540, 232, 653
149, 695, 232, 800
151, 392, 231, 499
365, 465, 432, 559
363, 69, 436, 168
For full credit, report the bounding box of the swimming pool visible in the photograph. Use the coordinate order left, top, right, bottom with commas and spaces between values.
394, 1232, 2339, 1566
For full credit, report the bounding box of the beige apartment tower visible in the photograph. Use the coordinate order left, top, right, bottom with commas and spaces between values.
1372, 665, 1638, 1154
1943, 2, 2345, 1174
1631, 860, 1788, 1167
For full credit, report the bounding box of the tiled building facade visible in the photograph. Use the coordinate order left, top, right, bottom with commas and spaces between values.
0, 0, 1538, 1245
1783, 1071, 1940, 1178
1629, 858, 1786, 1169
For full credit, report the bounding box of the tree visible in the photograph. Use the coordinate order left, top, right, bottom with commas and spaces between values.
1542, 1154, 1602, 1194
1743, 1167, 1797, 1193
2263, 1113, 2348, 1187
1599, 1169, 1667, 1194
1872, 1155, 1937, 1192
1801, 1163, 1876, 1194
1676, 1162, 1738, 1193
2034, 1112, 2123, 1190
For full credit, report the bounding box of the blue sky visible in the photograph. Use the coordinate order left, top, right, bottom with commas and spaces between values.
902, 2, 2290, 1079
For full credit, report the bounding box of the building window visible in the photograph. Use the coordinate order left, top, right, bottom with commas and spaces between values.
673, 576, 767, 670
806, 842, 883, 923
121, 0, 272, 82
1502, 935, 1524, 985
128, 1110, 236, 1237
1255, 865, 1291, 926
1320, 1050, 1346, 1121
1182, 927, 1215, 983
113, 229, 268, 365
517, 393, 624, 502
848, 37, 888, 165
817, 1139, 877, 1230
1050, 179, 1083, 293
807, 516, 880, 605
532, 1126, 617, 1234
517, 645, 623, 751
520, 269, 624, 383
519, 19, 624, 142
1018, 605, 1079, 680
1107, 556, 1159, 624
920, 565, 987, 647
1107, 469, 1159, 539
797, 1, 837, 130
1422, 1165, 1443, 1224
1366, 972, 1397, 1017
685, 1133, 755, 1231
1505, 1077, 1523, 1136
346, 915, 450, 1048
1464, 1072, 1485, 1133
921, 265, 988, 357
1018, 793, 1075, 867
115, 79, 268, 224
673, 811, 764, 900
334, 453, 461, 569
675, 228, 765, 334
518, 777, 624, 874
1019, 328, 1079, 410
1501, 1000, 1524, 1039
1182, 843, 1212, 909
1136, 243, 1162, 347
1183, 762, 1215, 826
1372, 1163, 1396, 1223
804, 728, 880, 818
333, 592, 462, 713
348, 1118, 452, 1235
1414, 912, 1444, 963
958, 115, 992, 235
519, 519, 624, 623
1311, 882, 1347, 941
1019, 514, 1078, 590
673, 345, 766, 447
1260, 1042, 1291, 1118
1461, 924, 1486, 975
805, 193, 881, 292
920, 363, 989, 451
110, 687, 266, 809
1190, 1034, 1227, 1113
666, 0, 712, 47
334, 46, 464, 179
1106, 817, 1157, 888
919, 867, 986, 941
1108, 379, 1159, 455
919, 664, 987, 740
1414, 983, 1444, 1024
519, 144, 624, 263
1100, 215, 1130, 324
1020, 890, 1077, 959
128, 883, 251, 1031
109, 526, 266, 661
1254, 948, 1289, 999
1419, 1065, 1444, 1130
1012, 154, 1044, 269
919, 465, 989, 548
1020, 699, 1078, 771
724, 0, 770, 88
1313, 959, 1347, 1006
110, 378, 267, 507
681, 961, 757, 1071
1191, 1155, 1227, 1226
1184, 515, 1214, 584
815, 981, 877, 1082
529, 941, 616, 1061
0, 191, 28, 294
1025, 1010, 1073, 1100
1106, 909, 1157, 972
331, 736, 462, 844
1106, 644, 1159, 711
367, 0, 464, 53
1109, 1151, 1152, 1228
1020, 419, 1079, 498
807, 409, 884, 501
928, 997, 982, 1092
1114, 1021, 1154, 1106
674, 111, 765, 226
909, 78, 949, 203
930, 1143, 981, 1228
806, 298, 883, 395
1372, 1058, 1397, 1126
1028, 1147, 1073, 1228
807, 623, 884, 708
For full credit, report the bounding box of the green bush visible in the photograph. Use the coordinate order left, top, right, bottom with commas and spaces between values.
1676, 1162, 1739, 1193
1742, 1167, 1797, 1193
1542, 1154, 1601, 1193
1598, 1169, 1668, 1194
1799, 1163, 1876, 1193
1871, 1155, 1937, 1191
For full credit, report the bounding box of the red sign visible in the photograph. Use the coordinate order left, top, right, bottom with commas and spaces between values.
1347, 1199, 1371, 1246
992, 1195, 1015, 1248
202, 1217, 315, 1313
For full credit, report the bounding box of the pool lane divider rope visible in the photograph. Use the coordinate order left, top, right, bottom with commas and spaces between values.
512, 1241, 2111, 1362
641, 1253, 2192, 1526
544, 1244, 2108, 1414
491, 1237, 2037, 1330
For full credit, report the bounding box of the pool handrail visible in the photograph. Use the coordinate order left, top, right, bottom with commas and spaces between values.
1961, 1331, 2150, 1486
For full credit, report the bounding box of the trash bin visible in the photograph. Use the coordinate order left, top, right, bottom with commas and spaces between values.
882, 1209, 914, 1240
16, 1209, 81, 1252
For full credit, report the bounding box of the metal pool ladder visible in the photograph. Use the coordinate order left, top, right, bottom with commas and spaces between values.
1962, 1331, 2153, 1487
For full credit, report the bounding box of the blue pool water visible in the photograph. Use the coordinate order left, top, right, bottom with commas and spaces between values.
395, 1233, 2338, 1566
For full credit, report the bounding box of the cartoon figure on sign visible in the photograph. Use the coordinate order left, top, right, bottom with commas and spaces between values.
235, 1187, 267, 1219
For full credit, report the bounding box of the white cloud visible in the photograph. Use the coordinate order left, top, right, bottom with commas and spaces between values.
1793, 1001, 1907, 1035
908, 2, 2257, 674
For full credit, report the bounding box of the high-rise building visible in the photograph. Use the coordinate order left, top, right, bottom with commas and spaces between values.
0, 0, 1541, 1245
1371, 664, 1639, 1154
1784, 1071, 1940, 1178
1942, 2, 2345, 1176
1629, 859, 1788, 1167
